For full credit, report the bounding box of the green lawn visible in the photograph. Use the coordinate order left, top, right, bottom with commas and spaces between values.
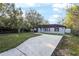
0, 32, 40, 53
53, 34, 79, 56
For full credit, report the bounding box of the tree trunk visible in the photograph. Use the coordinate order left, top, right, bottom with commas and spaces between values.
18, 28, 21, 33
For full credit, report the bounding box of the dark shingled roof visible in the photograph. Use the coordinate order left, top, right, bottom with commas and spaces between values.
36, 24, 66, 28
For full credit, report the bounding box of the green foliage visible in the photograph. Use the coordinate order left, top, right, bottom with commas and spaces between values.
64, 13, 74, 29
0, 3, 49, 33
25, 9, 49, 29
64, 4, 79, 30
57, 34, 79, 55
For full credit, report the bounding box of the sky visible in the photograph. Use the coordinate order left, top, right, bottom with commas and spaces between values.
15, 3, 72, 24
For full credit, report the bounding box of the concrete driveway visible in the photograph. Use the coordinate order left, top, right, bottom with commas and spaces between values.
0, 34, 63, 56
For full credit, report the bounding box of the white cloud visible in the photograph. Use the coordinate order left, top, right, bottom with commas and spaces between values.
26, 3, 35, 7
48, 15, 61, 24
48, 18, 58, 24
0, 0, 64, 3
1, 0, 79, 3
53, 3, 67, 9
52, 3, 73, 9
15, 3, 35, 7
52, 15, 60, 18
48, 15, 60, 21
53, 8, 59, 11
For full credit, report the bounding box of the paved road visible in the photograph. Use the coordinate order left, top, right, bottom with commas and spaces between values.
0, 34, 63, 56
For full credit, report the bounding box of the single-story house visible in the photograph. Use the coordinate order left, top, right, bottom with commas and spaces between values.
35, 24, 67, 34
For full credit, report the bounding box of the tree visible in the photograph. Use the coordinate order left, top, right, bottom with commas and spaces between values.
25, 9, 48, 30
0, 3, 49, 33
64, 13, 74, 29
0, 3, 8, 27
0, 3, 24, 33
0, 3, 17, 28
64, 4, 79, 30
15, 8, 23, 33
5, 4, 23, 33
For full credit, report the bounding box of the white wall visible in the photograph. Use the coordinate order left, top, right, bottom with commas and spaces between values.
38, 27, 65, 34
49, 27, 65, 34
65, 28, 71, 33
59, 27, 65, 34
50, 28, 54, 33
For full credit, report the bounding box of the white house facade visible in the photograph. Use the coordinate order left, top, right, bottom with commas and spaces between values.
35, 24, 66, 34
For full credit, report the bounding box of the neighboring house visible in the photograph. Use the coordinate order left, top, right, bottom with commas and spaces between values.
35, 24, 66, 34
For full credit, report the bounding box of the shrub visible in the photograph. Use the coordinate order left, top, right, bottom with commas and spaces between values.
72, 30, 79, 36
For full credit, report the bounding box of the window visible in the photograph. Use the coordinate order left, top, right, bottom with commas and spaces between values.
54, 27, 59, 32
44, 28, 49, 32
44, 28, 46, 31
